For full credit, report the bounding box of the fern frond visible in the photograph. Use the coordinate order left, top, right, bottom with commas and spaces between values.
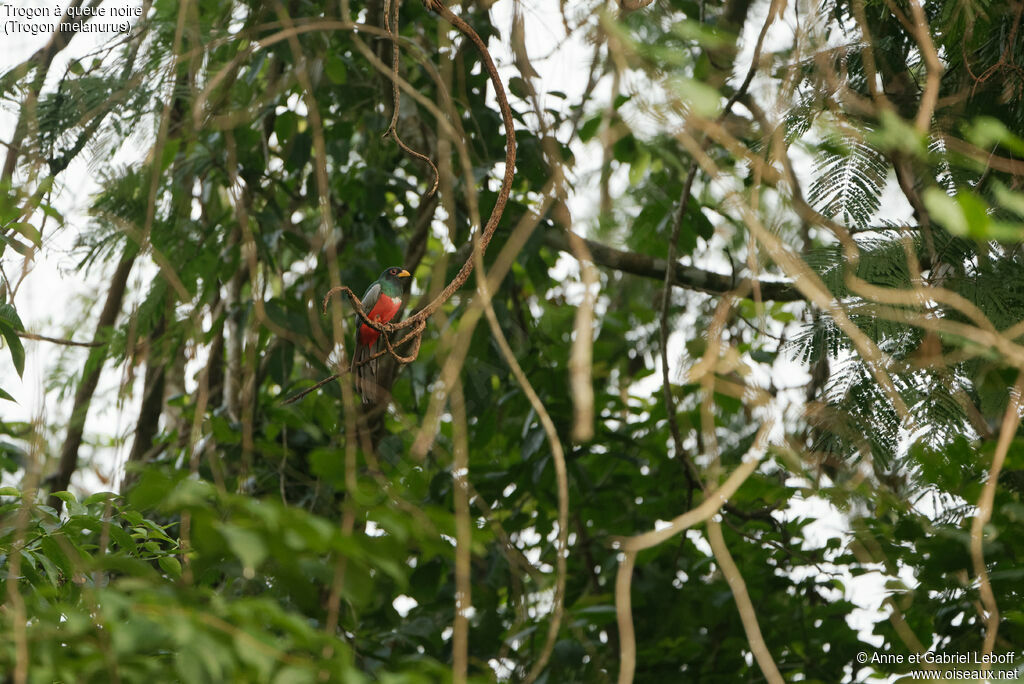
808, 134, 889, 229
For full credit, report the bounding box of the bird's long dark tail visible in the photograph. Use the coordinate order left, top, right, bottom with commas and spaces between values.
352, 341, 380, 406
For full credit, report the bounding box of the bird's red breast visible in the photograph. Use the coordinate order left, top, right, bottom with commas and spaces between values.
358, 293, 403, 346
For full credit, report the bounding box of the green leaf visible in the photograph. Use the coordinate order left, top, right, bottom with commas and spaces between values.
869, 110, 928, 156
272, 666, 316, 684
0, 321, 26, 377
129, 469, 184, 510
0, 303, 24, 331
325, 55, 348, 85
670, 19, 730, 48
159, 139, 180, 171
628, 149, 651, 185
32, 550, 62, 588
108, 524, 139, 554
309, 447, 346, 488
0, 233, 33, 256
665, 76, 721, 117
53, 490, 88, 516
578, 116, 602, 143
39, 535, 73, 576
508, 76, 529, 98
158, 555, 183, 579
993, 182, 1024, 217
52, 490, 79, 506
38, 201, 63, 223
218, 523, 267, 575
9, 222, 42, 248
923, 188, 964, 232
83, 491, 118, 506
923, 188, 1023, 241
966, 116, 1024, 156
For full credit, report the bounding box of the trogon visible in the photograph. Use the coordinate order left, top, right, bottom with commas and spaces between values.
351, 266, 412, 405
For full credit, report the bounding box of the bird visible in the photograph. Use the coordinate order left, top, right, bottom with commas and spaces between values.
351, 266, 413, 405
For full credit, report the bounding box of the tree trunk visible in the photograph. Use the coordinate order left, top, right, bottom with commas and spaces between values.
124, 313, 168, 483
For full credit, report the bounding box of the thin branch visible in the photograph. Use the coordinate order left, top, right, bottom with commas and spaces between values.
268, 6, 364, 655
507, 13, 595, 443
660, 161, 704, 499
383, 0, 439, 197
942, 134, 1024, 176
451, 379, 472, 684
971, 374, 1024, 661
614, 456, 761, 552
849, 0, 895, 112
567, 230, 597, 442
466, 481, 545, 584
614, 456, 760, 684
889, 0, 943, 133
16, 330, 103, 347
282, 371, 344, 405
615, 4, 785, 677
409, 187, 554, 459
707, 518, 785, 684
614, 550, 637, 684
475, 249, 569, 684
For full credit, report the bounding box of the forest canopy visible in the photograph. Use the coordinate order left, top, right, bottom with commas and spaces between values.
2, 0, 1024, 682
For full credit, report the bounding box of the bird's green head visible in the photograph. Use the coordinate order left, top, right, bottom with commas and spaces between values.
378, 266, 412, 293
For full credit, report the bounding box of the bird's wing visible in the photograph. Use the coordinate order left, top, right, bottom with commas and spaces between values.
357, 282, 381, 330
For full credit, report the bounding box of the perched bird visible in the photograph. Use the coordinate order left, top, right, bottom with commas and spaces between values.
352, 266, 412, 405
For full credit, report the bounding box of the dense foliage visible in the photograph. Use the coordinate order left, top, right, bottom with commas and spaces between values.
2, 0, 1024, 681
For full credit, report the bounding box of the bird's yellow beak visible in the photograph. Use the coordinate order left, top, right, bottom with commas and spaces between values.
398, 269, 412, 278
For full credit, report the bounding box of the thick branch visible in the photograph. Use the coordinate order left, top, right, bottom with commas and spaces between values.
544, 230, 805, 302
126, 313, 168, 469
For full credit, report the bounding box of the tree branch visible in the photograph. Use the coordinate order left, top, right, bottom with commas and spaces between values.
543, 230, 805, 302
16, 331, 103, 347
